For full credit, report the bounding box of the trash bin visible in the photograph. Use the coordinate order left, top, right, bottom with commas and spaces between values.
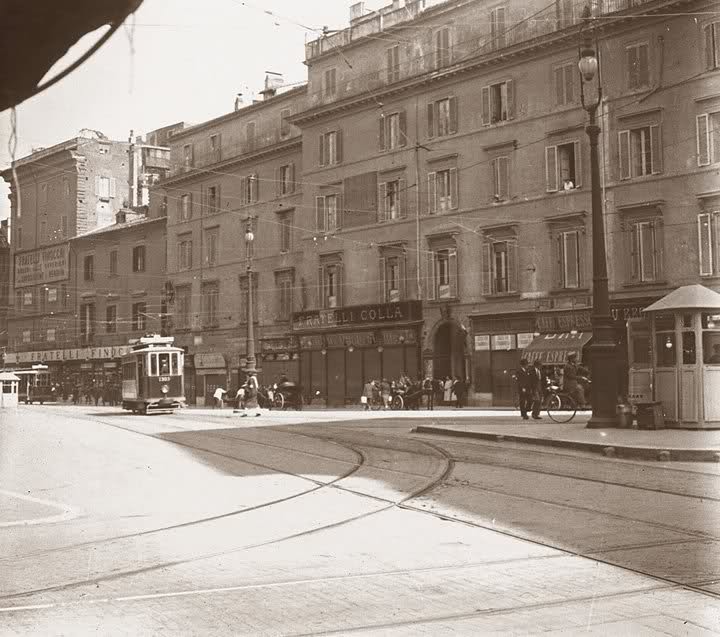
636, 402, 665, 430
616, 403, 634, 428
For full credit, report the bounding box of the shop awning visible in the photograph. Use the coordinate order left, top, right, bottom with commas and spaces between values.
522, 332, 592, 365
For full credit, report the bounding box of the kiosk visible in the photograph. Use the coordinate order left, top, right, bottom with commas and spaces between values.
0, 372, 20, 408
639, 285, 720, 429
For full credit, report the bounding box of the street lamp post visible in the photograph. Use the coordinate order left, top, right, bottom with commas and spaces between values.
244, 217, 257, 374
578, 6, 618, 427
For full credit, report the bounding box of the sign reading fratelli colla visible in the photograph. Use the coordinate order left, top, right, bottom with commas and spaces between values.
14, 244, 70, 288
292, 301, 422, 331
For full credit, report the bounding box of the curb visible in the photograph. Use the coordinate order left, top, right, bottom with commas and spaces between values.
412, 426, 720, 462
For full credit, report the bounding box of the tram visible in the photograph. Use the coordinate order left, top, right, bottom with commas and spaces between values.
121, 335, 185, 414
2, 364, 55, 404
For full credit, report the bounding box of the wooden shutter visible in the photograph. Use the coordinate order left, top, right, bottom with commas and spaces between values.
336, 262, 344, 306
448, 248, 458, 298
378, 182, 387, 222
618, 130, 631, 180
289, 163, 295, 193
481, 86, 490, 125
573, 141, 582, 187
274, 167, 280, 197
399, 110, 407, 147
448, 96, 458, 134
554, 233, 563, 288
398, 178, 407, 218
629, 222, 639, 281
315, 196, 325, 232
705, 25, 714, 70
427, 172, 437, 214
506, 80, 515, 119
498, 157, 510, 199
545, 145, 558, 192
449, 168, 458, 209
336, 130, 343, 163
699, 213, 714, 276
380, 256, 387, 302
427, 250, 436, 300
319, 134, 325, 166
188, 193, 193, 219
252, 173, 260, 201
650, 125, 662, 173
240, 177, 247, 205
494, 7, 506, 47
654, 217, 664, 280
697, 114, 710, 166
216, 184, 221, 211
427, 102, 435, 138
482, 242, 493, 295
318, 266, 326, 308
508, 241, 519, 293
336, 193, 344, 230
378, 115, 386, 151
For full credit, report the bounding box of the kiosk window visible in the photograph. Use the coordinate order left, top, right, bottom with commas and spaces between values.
682, 332, 696, 365
3, 383, 13, 394
656, 333, 676, 366
703, 312, 720, 364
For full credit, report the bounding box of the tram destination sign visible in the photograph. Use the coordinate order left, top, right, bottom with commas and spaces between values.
14, 245, 70, 288
292, 301, 422, 331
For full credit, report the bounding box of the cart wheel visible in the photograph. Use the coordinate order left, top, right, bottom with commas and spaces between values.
273, 393, 285, 410
390, 395, 404, 410
370, 397, 382, 411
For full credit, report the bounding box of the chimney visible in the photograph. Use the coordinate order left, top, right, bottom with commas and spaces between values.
350, 2, 365, 22
261, 72, 284, 100
234, 94, 244, 111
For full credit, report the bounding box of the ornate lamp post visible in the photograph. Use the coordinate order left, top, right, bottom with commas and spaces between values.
244, 217, 257, 374
578, 6, 618, 427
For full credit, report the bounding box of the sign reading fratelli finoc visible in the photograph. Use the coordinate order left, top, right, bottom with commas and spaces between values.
14, 245, 70, 288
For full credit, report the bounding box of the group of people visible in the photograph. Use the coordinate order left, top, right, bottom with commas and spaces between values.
516, 353, 589, 420
360, 374, 470, 410
213, 371, 262, 416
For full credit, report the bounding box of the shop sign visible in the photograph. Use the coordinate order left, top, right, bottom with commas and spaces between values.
517, 333, 535, 349
15, 345, 130, 363
474, 335, 490, 351
292, 301, 422, 331
14, 245, 70, 288
299, 336, 323, 350
326, 332, 377, 348
194, 353, 227, 369
261, 337, 297, 353
536, 302, 655, 333
3, 353, 17, 364
382, 329, 417, 346
491, 334, 516, 351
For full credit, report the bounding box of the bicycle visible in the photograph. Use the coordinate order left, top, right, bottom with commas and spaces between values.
543, 385, 577, 423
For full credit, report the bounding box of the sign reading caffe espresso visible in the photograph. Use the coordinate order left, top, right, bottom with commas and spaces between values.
292, 301, 422, 331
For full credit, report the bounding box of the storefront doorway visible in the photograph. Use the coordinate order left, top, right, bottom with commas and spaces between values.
432, 321, 466, 380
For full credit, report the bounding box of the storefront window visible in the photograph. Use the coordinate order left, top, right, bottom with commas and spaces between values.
703, 313, 720, 364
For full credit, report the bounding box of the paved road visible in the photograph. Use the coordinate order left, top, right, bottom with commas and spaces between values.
1, 405, 718, 635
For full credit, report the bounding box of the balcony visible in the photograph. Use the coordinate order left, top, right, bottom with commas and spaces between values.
304, 0, 659, 108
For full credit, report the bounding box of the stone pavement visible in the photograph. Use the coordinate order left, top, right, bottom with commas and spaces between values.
413, 416, 720, 461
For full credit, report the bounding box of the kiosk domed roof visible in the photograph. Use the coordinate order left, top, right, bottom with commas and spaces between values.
0, 372, 20, 381
643, 284, 720, 313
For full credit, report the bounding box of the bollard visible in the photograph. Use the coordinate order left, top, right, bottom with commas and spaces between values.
616, 403, 633, 429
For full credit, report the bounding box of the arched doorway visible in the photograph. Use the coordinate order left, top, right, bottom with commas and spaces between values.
432, 321, 466, 380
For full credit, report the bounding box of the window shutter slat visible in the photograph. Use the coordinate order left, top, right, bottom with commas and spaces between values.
630, 223, 639, 281
379, 182, 387, 222
290, 163, 295, 193
399, 110, 407, 146
380, 256, 387, 302
449, 168, 458, 209
336, 130, 343, 163
697, 114, 710, 166
650, 125, 662, 173
482, 242, 493, 295
427, 172, 437, 214
545, 146, 558, 192
448, 96, 458, 134
427, 102, 435, 138
399, 178, 407, 218
427, 250, 436, 300
319, 134, 325, 166
316, 196, 325, 232
508, 241, 519, 293
481, 87, 490, 125
506, 80, 515, 119
573, 141, 582, 187
449, 248, 458, 298
619, 130, 631, 180
379, 115, 386, 151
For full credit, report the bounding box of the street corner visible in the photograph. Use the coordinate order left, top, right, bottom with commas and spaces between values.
0, 489, 78, 527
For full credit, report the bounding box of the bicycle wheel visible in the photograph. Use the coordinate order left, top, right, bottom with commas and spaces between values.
547, 393, 577, 423
370, 397, 383, 411
390, 395, 404, 410
273, 392, 285, 410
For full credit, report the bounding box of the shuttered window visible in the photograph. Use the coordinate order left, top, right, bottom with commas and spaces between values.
379, 111, 407, 150
482, 239, 518, 295
626, 42, 650, 89
319, 130, 342, 166
434, 27, 451, 69
379, 179, 406, 221
386, 45, 400, 83
545, 141, 581, 191
426, 246, 458, 300
629, 219, 662, 283
704, 22, 720, 70
553, 63, 575, 106
427, 169, 458, 213
618, 125, 662, 179
481, 80, 515, 125
426, 97, 458, 138
491, 157, 510, 200
490, 7, 506, 49
316, 194, 341, 231
698, 212, 720, 276
697, 113, 720, 166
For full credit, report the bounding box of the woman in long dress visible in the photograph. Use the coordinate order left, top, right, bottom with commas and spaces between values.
443, 376, 453, 404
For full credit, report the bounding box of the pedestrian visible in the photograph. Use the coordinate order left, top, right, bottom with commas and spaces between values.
530, 360, 546, 420
380, 378, 391, 409
213, 386, 227, 409
361, 379, 374, 410
241, 372, 261, 417
454, 377, 468, 409
235, 386, 245, 410
422, 376, 434, 410
516, 358, 534, 420
563, 353, 586, 407
443, 376, 453, 405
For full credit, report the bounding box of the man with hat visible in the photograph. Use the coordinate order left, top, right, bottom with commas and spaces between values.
530, 359, 546, 420
515, 358, 534, 420
563, 352, 585, 407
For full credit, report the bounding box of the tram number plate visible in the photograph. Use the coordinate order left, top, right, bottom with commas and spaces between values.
159, 376, 171, 382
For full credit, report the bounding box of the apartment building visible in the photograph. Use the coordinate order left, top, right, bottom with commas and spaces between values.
287, 0, 720, 405
0, 220, 9, 359
158, 84, 305, 405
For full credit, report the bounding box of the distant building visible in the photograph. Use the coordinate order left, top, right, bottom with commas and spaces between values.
0, 220, 9, 360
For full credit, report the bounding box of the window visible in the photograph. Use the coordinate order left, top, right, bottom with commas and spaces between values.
83, 255, 94, 281
319, 130, 342, 166
545, 141, 581, 191
381, 252, 405, 302
209, 134, 220, 161
427, 244, 458, 300
320, 260, 343, 308
106, 305, 117, 333
629, 219, 662, 283
279, 212, 292, 253
207, 185, 220, 212
275, 270, 294, 321
481, 80, 515, 125
490, 6, 506, 49
132, 302, 147, 331
379, 111, 407, 150
555, 0, 574, 29
97, 176, 111, 199
46, 328, 56, 343
177, 235, 193, 271
491, 157, 510, 200
618, 125, 662, 179
483, 238, 518, 295
22, 329, 31, 344
705, 22, 720, 70
80, 303, 95, 342
553, 62, 575, 106
379, 179, 405, 221
47, 288, 57, 303
626, 42, 650, 90
175, 285, 191, 329
132, 245, 146, 272
427, 168, 458, 213
183, 144, 193, 169
278, 164, 295, 196
697, 112, 720, 166
241, 175, 259, 204
427, 97, 458, 138
315, 194, 340, 232
434, 27, 451, 69
23, 291, 33, 306
324, 67, 337, 97
386, 45, 400, 83
180, 193, 192, 220
109, 250, 118, 276
698, 212, 720, 276
205, 227, 219, 266
280, 108, 292, 138
201, 282, 219, 328
557, 230, 581, 289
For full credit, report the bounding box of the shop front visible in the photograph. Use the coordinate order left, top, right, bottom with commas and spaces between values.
293, 301, 423, 406
258, 336, 300, 386
194, 352, 228, 406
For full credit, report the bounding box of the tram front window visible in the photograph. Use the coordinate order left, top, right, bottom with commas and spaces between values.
170, 353, 179, 376
159, 354, 170, 375
149, 354, 158, 376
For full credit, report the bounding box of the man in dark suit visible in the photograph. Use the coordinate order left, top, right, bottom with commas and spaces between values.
531, 359, 546, 420
516, 358, 533, 420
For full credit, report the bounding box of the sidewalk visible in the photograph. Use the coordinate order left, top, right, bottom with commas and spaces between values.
413, 416, 720, 462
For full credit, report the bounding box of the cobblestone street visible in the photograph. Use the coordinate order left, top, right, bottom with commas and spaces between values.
1, 405, 719, 635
